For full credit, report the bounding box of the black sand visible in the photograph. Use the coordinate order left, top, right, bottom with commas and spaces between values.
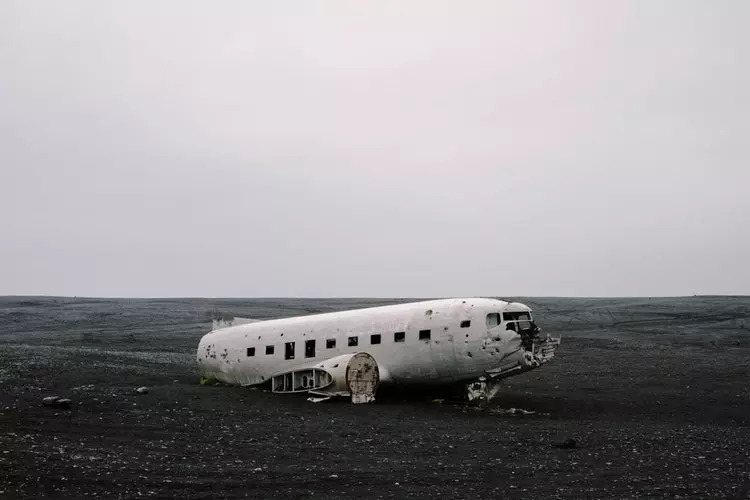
1, 296, 749, 498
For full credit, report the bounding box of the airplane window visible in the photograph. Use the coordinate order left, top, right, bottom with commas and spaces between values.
305, 339, 315, 358
486, 313, 500, 328
285, 342, 295, 360
326, 338, 336, 349
246, 347, 255, 357
419, 329, 431, 340
370, 334, 381, 345
503, 312, 531, 321
265, 345, 274, 355
394, 331, 405, 343
348, 336, 359, 347
503, 312, 533, 332
461, 320, 471, 328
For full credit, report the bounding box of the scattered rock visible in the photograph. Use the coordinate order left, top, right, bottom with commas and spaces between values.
135, 387, 149, 394
552, 438, 577, 449
42, 396, 60, 407
42, 396, 72, 409
71, 384, 95, 392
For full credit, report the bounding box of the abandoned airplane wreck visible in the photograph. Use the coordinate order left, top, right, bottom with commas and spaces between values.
196, 298, 561, 403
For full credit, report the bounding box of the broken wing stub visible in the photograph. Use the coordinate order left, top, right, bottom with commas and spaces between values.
467, 334, 561, 403
531, 334, 561, 365
485, 334, 561, 381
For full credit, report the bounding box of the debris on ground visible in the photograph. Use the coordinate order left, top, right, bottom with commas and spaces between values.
490, 407, 537, 416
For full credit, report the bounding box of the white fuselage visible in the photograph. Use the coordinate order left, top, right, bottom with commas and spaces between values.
197, 298, 551, 388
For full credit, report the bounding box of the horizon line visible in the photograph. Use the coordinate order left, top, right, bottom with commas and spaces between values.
2, 294, 748, 300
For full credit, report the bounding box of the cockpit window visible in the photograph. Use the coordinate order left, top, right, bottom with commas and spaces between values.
503, 312, 531, 321
486, 313, 500, 328
503, 311, 533, 332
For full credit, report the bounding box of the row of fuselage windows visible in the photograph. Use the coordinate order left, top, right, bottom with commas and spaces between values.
245, 320, 472, 360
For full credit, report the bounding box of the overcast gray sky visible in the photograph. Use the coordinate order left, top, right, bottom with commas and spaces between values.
1, 1, 748, 298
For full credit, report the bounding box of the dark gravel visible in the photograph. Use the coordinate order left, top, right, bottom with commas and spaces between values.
1, 296, 749, 498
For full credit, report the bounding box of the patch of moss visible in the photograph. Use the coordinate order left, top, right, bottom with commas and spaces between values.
199, 376, 220, 386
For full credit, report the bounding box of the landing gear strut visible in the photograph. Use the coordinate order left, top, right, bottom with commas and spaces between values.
465, 376, 502, 406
